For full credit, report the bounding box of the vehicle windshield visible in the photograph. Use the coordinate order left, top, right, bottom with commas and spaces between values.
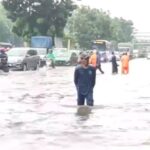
7, 48, 28, 57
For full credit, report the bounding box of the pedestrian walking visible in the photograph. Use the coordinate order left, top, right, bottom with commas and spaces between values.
96, 51, 104, 74
121, 52, 129, 74
47, 50, 55, 68
89, 50, 97, 68
111, 51, 119, 74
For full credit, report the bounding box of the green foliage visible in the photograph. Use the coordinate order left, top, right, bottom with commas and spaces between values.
66, 6, 134, 49
110, 17, 133, 42
0, 4, 12, 42
2, 0, 76, 42
0, 4, 22, 45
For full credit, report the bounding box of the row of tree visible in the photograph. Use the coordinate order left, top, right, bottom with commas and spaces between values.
0, 4, 23, 46
1, 0, 134, 49
2, 0, 76, 43
65, 7, 134, 49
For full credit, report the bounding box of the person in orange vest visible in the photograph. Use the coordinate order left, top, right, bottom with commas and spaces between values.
89, 50, 97, 68
121, 52, 129, 74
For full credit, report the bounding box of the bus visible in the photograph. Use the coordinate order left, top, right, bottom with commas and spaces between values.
92, 39, 112, 62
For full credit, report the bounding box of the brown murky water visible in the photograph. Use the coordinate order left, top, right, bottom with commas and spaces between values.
0, 59, 150, 150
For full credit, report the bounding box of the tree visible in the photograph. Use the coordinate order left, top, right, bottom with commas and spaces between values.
110, 17, 134, 42
65, 7, 134, 49
0, 4, 23, 45
2, 0, 76, 42
66, 7, 112, 49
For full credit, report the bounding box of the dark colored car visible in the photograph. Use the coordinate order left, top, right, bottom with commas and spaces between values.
7, 47, 40, 71
0, 50, 9, 72
69, 52, 78, 65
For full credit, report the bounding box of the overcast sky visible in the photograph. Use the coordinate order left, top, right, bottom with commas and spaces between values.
76, 0, 150, 32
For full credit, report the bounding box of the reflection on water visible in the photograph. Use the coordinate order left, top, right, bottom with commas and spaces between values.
0, 59, 150, 150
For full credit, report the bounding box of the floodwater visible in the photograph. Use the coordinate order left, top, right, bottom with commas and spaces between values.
0, 58, 150, 150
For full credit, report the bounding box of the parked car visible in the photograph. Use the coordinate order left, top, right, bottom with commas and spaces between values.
53, 48, 70, 65
7, 47, 40, 71
69, 52, 78, 65
0, 49, 9, 72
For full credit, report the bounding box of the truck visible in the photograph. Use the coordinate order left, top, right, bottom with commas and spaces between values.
31, 36, 53, 53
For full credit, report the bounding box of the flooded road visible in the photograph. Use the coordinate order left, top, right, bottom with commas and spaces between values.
0, 58, 150, 150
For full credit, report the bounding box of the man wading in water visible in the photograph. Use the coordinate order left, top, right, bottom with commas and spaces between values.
74, 53, 96, 106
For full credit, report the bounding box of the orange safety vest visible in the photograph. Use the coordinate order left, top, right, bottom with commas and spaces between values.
89, 53, 97, 67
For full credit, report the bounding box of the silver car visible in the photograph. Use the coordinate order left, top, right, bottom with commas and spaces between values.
7, 47, 40, 71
